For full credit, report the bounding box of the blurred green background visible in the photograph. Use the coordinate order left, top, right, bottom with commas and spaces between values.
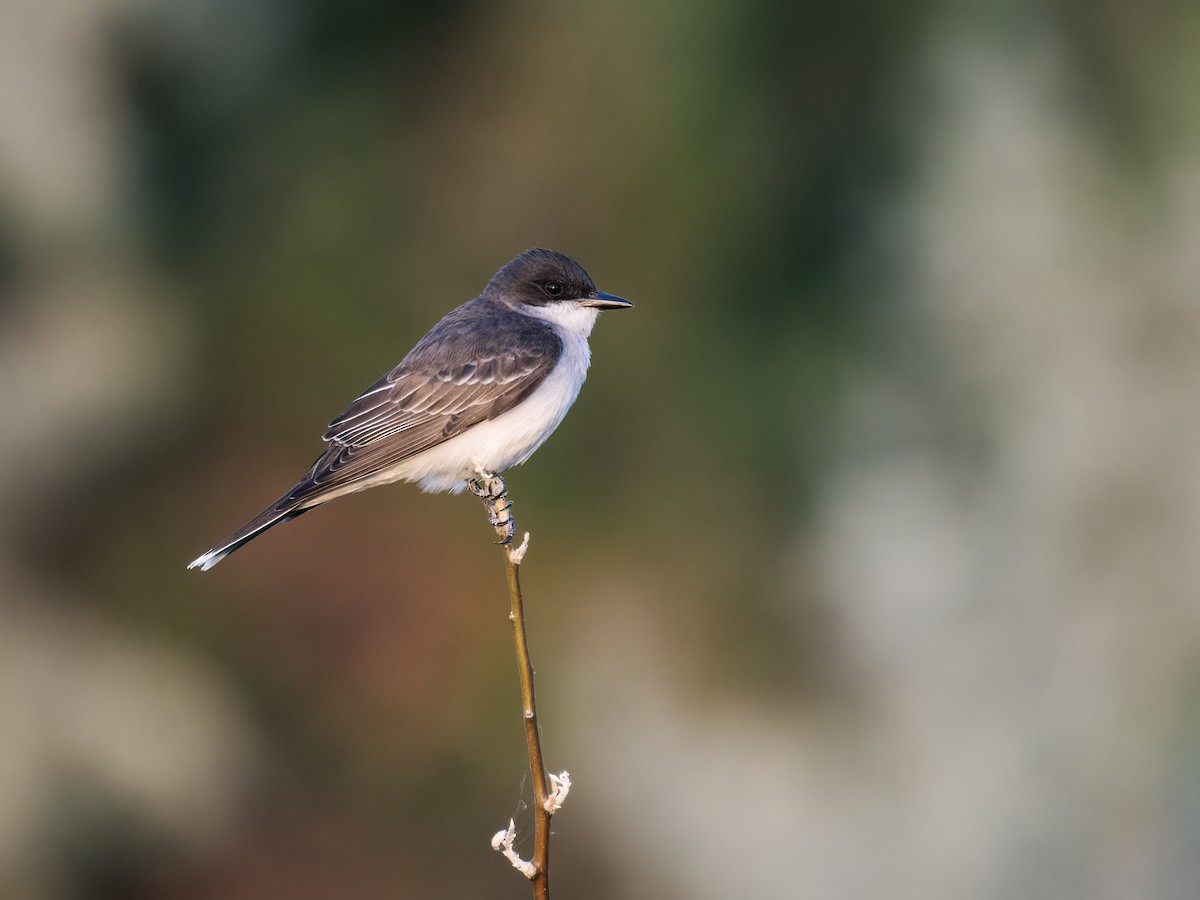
3, 1, 1200, 898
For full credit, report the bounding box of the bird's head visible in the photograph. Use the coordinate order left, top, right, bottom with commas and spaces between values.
485, 248, 633, 312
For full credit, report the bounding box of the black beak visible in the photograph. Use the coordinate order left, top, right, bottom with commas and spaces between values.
580, 290, 634, 310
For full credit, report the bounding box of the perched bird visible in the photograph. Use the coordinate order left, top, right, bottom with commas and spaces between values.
188, 248, 632, 571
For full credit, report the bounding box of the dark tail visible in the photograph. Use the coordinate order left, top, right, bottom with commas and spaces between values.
187, 498, 312, 571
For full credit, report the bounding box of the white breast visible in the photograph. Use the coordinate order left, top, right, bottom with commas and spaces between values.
388, 303, 599, 493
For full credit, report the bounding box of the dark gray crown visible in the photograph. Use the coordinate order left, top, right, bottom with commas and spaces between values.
483, 248, 597, 306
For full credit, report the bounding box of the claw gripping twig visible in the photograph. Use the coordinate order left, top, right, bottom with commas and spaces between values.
468, 466, 516, 544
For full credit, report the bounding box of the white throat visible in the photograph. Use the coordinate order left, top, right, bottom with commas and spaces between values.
519, 300, 600, 337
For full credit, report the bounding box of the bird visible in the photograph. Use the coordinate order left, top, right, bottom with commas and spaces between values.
187, 248, 632, 571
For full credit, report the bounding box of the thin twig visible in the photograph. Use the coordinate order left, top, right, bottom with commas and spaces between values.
503, 532, 552, 900
469, 471, 566, 900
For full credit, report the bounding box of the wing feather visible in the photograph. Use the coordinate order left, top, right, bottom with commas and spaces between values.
324, 353, 551, 448
270, 304, 562, 507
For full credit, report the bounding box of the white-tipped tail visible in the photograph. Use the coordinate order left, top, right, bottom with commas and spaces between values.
187, 549, 229, 571
186, 503, 303, 571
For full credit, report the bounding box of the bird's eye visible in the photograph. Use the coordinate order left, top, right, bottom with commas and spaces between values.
543, 280, 564, 297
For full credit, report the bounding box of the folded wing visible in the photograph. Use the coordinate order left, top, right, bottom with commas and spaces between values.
293, 343, 559, 500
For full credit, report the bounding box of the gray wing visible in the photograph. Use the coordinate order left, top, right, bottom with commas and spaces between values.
283, 308, 562, 504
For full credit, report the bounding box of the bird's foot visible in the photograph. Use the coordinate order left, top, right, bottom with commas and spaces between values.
489, 502, 515, 544
467, 468, 507, 502
468, 468, 516, 544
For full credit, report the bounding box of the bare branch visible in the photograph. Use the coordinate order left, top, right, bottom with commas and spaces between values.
473, 473, 562, 900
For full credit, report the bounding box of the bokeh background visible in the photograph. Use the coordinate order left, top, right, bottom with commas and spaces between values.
4, 1, 1200, 898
